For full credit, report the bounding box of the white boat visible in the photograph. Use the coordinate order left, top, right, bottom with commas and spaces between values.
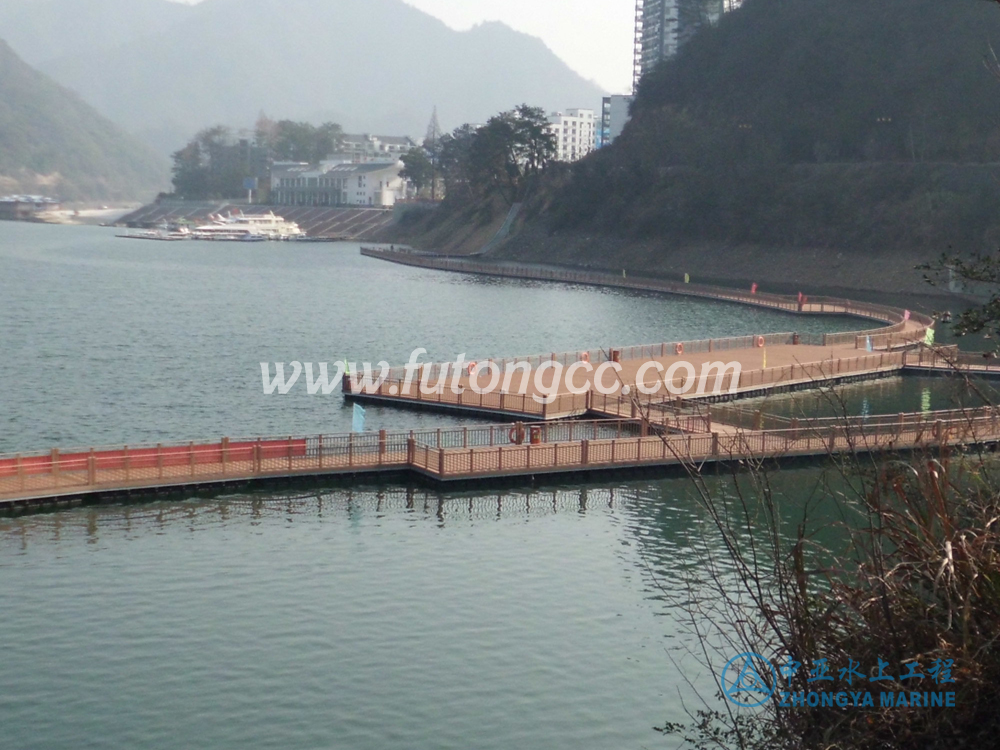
192, 211, 304, 241
116, 227, 191, 241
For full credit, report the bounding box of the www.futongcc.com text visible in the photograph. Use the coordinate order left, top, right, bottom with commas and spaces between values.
261, 349, 741, 403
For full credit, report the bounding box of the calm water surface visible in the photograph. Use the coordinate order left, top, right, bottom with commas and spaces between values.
0, 223, 951, 749
0, 223, 862, 453
0, 481, 727, 750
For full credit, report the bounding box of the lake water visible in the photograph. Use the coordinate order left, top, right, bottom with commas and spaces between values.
0, 222, 974, 749
0, 223, 864, 454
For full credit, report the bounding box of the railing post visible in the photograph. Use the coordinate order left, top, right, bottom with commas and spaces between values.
581, 440, 589, 465
318, 435, 324, 469
712, 433, 719, 456
438, 448, 445, 475
407, 436, 415, 465
254, 441, 261, 474
349, 434, 354, 467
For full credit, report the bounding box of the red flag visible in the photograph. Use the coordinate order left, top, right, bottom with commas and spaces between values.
751, 282, 758, 294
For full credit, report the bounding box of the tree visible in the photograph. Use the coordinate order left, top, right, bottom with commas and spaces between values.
170, 140, 208, 199
467, 105, 557, 205
169, 125, 239, 199
168, 117, 345, 200
438, 124, 479, 203
439, 105, 557, 207
270, 121, 343, 163
400, 147, 434, 193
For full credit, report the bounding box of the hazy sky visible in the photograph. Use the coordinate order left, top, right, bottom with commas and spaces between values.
171, 0, 635, 93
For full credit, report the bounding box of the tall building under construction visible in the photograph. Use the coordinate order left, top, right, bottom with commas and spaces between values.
633, 0, 730, 91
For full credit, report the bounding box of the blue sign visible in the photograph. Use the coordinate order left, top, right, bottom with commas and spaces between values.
243, 177, 258, 191
723, 652, 959, 709
721, 653, 776, 707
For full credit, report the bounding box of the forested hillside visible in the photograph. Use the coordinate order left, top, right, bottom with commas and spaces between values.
0, 40, 168, 200
548, 0, 1000, 253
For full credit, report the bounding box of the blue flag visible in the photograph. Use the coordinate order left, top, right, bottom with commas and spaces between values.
352, 403, 366, 433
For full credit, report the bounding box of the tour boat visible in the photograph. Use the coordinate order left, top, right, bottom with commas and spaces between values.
192, 211, 304, 241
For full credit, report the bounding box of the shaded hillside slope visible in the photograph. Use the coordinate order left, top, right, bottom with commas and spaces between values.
391, 0, 1000, 296
552, 0, 1000, 247
0, 39, 169, 201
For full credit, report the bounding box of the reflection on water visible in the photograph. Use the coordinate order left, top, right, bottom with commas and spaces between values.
0, 470, 854, 750
747, 375, 999, 419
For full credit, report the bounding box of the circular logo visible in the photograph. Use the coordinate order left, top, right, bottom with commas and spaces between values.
720, 653, 776, 708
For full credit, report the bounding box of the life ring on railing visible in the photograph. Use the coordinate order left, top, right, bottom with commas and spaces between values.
580, 351, 590, 363
467, 361, 477, 376
756, 336, 765, 348
675, 343, 684, 355
508, 424, 526, 445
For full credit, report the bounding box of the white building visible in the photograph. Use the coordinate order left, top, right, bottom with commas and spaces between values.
337, 134, 417, 164
270, 161, 407, 207
548, 109, 597, 162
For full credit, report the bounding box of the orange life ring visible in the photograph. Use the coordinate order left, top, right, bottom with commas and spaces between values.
675, 343, 684, 355
580, 351, 590, 363
756, 336, 765, 348
467, 361, 477, 376
508, 425, 525, 444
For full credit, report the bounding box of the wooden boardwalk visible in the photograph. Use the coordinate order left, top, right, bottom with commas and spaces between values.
3, 407, 999, 511
346, 248, 940, 420
8, 252, 995, 512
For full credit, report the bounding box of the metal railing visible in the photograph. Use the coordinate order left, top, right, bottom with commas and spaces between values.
5, 404, 1000, 503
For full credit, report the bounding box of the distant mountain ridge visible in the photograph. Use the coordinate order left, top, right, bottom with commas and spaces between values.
0, 39, 169, 200
0, 0, 189, 64
0, 0, 606, 154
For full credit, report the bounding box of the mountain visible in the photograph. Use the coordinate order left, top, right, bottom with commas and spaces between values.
0, 39, 169, 200
0, 0, 190, 65
20, 0, 605, 154
391, 0, 1000, 297
542, 0, 1000, 253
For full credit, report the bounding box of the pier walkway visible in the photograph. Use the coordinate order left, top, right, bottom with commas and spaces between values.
6, 250, 995, 512
344, 247, 945, 420
3, 407, 999, 511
